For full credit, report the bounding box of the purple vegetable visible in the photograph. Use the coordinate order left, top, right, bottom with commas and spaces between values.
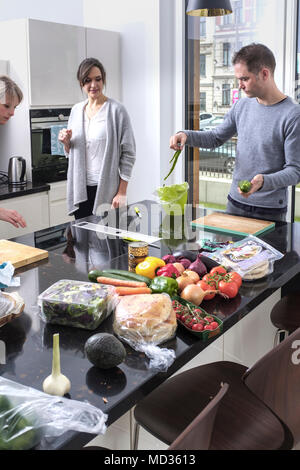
162, 254, 177, 264
188, 255, 207, 277
177, 258, 191, 269
173, 250, 198, 262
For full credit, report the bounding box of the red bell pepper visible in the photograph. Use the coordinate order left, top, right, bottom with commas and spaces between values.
156, 264, 180, 278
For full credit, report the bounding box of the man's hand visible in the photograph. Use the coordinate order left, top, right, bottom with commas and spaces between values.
169, 132, 187, 151
0, 208, 27, 228
238, 174, 264, 198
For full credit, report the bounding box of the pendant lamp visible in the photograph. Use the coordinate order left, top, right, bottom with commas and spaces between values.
186, 0, 233, 17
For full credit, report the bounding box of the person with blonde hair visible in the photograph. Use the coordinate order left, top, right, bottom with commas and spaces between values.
0, 76, 26, 228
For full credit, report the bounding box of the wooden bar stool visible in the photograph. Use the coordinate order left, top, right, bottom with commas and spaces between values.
133, 328, 300, 450
270, 293, 300, 346
133, 361, 292, 450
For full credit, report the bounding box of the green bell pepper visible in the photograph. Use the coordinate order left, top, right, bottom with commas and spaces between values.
238, 180, 252, 193
149, 276, 178, 296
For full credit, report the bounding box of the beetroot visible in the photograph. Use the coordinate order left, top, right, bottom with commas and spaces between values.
162, 254, 177, 264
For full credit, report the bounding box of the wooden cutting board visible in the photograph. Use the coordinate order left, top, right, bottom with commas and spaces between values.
0, 240, 48, 268
191, 212, 275, 236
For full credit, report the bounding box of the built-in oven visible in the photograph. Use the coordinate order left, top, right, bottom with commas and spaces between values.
30, 108, 71, 184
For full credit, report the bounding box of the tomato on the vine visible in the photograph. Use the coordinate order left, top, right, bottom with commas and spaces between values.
227, 271, 242, 289
202, 274, 217, 289
210, 266, 227, 276
197, 280, 216, 300
218, 279, 239, 298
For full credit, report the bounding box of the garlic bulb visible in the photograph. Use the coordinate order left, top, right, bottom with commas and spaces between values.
43, 333, 71, 396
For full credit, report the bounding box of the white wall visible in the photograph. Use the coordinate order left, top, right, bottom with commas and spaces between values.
0, 0, 84, 25
0, 0, 186, 205
83, 0, 185, 204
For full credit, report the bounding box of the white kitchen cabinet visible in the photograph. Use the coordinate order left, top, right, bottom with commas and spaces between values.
0, 60, 9, 75
86, 27, 121, 101
0, 18, 121, 108
0, 192, 49, 240
28, 19, 86, 107
48, 181, 74, 227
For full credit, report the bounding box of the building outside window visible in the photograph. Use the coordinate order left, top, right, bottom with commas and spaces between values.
235, 0, 243, 24
200, 17, 206, 37
200, 54, 206, 76
200, 92, 206, 111
223, 43, 231, 66
222, 83, 231, 105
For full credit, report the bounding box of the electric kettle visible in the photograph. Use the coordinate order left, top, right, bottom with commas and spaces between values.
8, 156, 27, 185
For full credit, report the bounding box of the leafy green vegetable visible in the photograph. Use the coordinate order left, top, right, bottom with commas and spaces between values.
39, 280, 115, 330
156, 182, 189, 215
156, 182, 189, 203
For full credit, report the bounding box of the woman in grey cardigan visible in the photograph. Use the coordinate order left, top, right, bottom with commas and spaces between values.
59, 58, 136, 219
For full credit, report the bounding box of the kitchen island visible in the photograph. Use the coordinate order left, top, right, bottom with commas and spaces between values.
0, 200, 299, 450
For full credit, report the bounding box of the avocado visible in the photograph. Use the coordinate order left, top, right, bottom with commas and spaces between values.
84, 333, 126, 369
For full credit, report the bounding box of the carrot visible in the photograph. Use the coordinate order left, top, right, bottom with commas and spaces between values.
114, 287, 152, 296
97, 277, 147, 288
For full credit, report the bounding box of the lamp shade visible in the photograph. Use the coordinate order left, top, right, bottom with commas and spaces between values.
186, 0, 233, 16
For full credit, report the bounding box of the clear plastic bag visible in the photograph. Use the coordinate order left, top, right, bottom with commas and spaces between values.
113, 293, 176, 371
210, 235, 284, 280
0, 377, 107, 450
0, 291, 25, 328
38, 280, 118, 330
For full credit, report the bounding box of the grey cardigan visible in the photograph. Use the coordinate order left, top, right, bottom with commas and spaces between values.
66, 98, 136, 215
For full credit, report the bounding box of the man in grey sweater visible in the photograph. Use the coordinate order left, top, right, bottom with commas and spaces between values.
170, 43, 300, 221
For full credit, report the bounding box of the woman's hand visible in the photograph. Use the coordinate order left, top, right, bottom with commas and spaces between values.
169, 132, 187, 151
111, 193, 127, 209
58, 128, 72, 153
111, 179, 128, 209
0, 208, 26, 228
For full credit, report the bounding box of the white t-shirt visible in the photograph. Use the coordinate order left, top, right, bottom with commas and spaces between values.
84, 103, 107, 185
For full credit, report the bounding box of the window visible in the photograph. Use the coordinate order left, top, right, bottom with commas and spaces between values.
200, 54, 206, 76
200, 17, 206, 37
235, 0, 243, 24
185, 0, 286, 211
222, 84, 231, 105
223, 13, 232, 25
223, 43, 230, 66
200, 93, 206, 111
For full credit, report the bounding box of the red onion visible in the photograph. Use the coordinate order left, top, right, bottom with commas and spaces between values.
177, 258, 191, 269
188, 255, 207, 277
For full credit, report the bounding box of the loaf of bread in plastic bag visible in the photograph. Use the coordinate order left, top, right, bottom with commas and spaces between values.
113, 293, 177, 345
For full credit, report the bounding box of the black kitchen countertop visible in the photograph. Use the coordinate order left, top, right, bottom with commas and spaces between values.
0, 200, 300, 450
0, 181, 50, 201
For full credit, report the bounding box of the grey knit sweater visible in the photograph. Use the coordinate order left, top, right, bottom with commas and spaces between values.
66, 98, 136, 215
184, 97, 300, 210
